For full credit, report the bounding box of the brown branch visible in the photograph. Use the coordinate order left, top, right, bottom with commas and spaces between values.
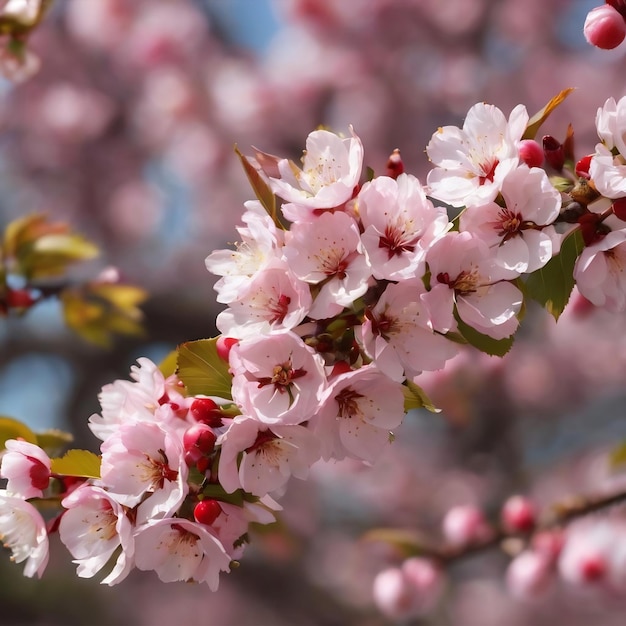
419, 488, 626, 565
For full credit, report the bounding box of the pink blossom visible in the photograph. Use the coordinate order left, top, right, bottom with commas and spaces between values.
218, 416, 320, 496
89, 357, 170, 440
558, 518, 626, 588
590, 144, 626, 199
133, 518, 230, 589
0, 490, 48, 578
373, 558, 444, 620
229, 331, 327, 425
442, 504, 492, 547
358, 173, 451, 281
205, 202, 284, 304
460, 165, 561, 274
425, 231, 523, 339
283, 210, 370, 319
216, 261, 312, 339
59, 485, 134, 585
595, 95, 626, 156
99, 421, 188, 524
0, 439, 51, 499
313, 365, 405, 463
269, 127, 363, 209
211, 499, 279, 560
506, 550, 554, 599
360, 280, 460, 381
426, 102, 528, 207
574, 229, 626, 311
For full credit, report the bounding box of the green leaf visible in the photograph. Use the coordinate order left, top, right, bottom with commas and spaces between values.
234, 146, 279, 228
177, 338, 233, 399
36, 429, 74, 456
402, 379, 440, 413
609, 441, 626, 469
50, 449, 101, 479
158, 349, 178, 378
523, 88, 575, 140
361, 527, 428, 557
0, 416, 37, 449
524, 228, 584, 321
456, 315, 515, 357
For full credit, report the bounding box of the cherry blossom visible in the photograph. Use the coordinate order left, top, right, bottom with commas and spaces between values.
282, 210, 371, 319
229, 331, 327, 425
358, 173, 451, 281
590, 144, 626, 199
0, 491, 49, 578
574, 228, 626, 312
216, 261, 312, 339
0, 439, 51, 499
218, 416, 320, 496
426, 102, 528, 207
269, 127, 363, 209
133, 518, 230, 589
89, 357, 181, 440
99, 421, 188, 524
313, 365, 405, 463
558, 518, 626, 588
425, 231, 523, 339
59, 485, 134, 585
205, 202, 285, 304
360, 279, 460, 382
460, 165, 562, 274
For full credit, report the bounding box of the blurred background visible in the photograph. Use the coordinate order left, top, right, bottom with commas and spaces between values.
3, 0, 626, 624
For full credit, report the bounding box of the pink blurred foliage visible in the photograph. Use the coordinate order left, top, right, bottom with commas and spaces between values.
4, 1, 626, 625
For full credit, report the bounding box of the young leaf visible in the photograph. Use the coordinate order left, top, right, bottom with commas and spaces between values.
158, 349, 179, 378
361, 527, 429, 557
523, 88, 575, 140
234, 145, 279, 227
524, 228, 584, 321
36, 429, 74, 456
0, 415, 37, 449
50, 449, 101, 479
402, 379, 440, 413
609, 440, 626, 469
177, 338, 233, 399
455, 316, 515, 357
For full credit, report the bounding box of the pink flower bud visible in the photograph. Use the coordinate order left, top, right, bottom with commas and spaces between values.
373, 567, 415, 620
372, 560, 444, 620
517, 139, 544, 168
501, 495, 536, 533
506, 550, 553, 599
216, 336, 238, 362
584, 5, 626, 50
401, 558, 444, 614
182, 423, 217, 456
442, 504, 492, 547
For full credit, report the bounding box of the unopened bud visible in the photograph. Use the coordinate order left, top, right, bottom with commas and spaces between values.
518, 139, 544, 168
501, 495, 536, 534
612, 197, 626, 221
584, 5, 626, 50
542, 135, 565, 171
385, 149, 404, 179
442, 504, 492, 547
506, 550, 553, 599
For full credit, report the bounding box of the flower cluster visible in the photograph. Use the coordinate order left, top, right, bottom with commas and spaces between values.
4, 86, 626, 603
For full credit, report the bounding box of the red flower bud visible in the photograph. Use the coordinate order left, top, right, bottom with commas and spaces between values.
542, 135, 565, 171
584, 4, 626, 50
518, 139, 544, 168
385, 149, 404, 180
194, 499, 222, 525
